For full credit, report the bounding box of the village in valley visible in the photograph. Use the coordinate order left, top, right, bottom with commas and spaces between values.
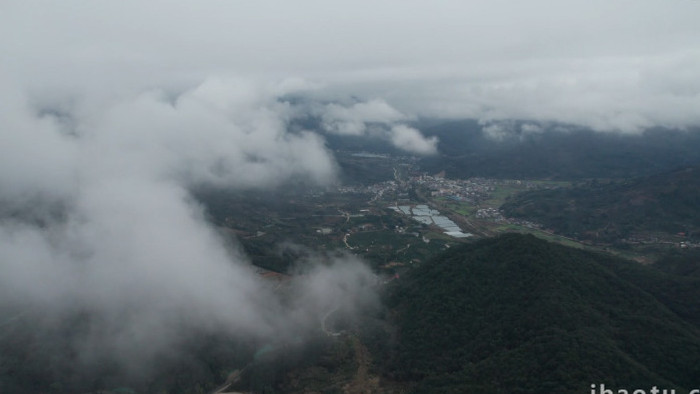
201, 151, 698, 280
202, 153, 568, 277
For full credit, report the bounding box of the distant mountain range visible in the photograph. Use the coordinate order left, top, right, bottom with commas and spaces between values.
501, 165, 700, 241
313, 117, 700, 182
419, 120, 700, 179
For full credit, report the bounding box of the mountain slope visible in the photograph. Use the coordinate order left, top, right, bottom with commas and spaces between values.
419, 122, 700, 180
383, 234, 700, 393
500, 165, 700, 241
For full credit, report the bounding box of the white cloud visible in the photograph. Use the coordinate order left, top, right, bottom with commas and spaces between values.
82, 78, 336, 188
0, 76, 360, 369
321, 99, 407, 135
317, 99, 437, 154
390, 125, 438, 155
481, 123, 513, 141
521, 123, 544, 135
0, 81, 78, 205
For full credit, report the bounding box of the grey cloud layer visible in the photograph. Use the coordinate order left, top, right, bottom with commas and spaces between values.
3, 1, 699, 132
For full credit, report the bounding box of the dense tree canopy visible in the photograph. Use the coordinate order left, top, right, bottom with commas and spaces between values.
383, 234, 700, 393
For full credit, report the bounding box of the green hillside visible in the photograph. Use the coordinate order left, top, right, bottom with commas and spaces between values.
382, 234, 700, 393
500, 165, 700, 242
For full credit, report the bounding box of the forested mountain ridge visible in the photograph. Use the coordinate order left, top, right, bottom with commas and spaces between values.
382, 234, 700, 393
500, 165, 700, 242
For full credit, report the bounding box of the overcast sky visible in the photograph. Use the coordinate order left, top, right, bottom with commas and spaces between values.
3, 0, 700, 132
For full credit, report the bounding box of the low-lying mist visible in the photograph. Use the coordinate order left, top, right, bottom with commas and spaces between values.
0, 78, 379, 387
